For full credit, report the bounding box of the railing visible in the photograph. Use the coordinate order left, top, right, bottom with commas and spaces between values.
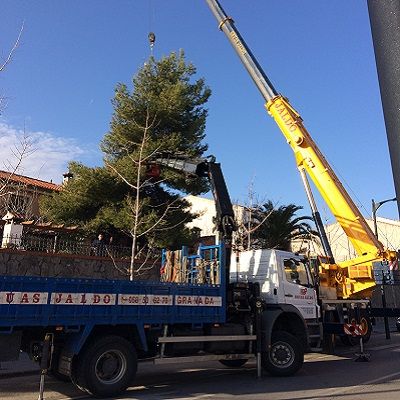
1, 233, 132, 259
161, 244, 222, 285
373, 262, 400, 285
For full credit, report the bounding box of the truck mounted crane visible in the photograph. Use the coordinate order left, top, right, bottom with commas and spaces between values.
206, 0, 398, 300
148, 154, 237, 288
0, 5, 388, 398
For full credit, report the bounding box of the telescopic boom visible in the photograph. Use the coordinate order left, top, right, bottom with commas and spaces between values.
206, 0, 396, 298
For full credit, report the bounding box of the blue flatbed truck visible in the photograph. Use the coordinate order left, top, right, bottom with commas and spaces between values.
1, 243, 264, 397
0, 157, 313, 398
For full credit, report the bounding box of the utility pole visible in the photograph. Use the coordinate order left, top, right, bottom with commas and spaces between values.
368, 1, 400, 218
371, 196, 396, 340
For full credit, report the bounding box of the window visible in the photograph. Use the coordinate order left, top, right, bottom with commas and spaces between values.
283, 258, 312, 287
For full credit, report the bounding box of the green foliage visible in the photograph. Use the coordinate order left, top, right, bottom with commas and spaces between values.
41, 162, 126, 229
102, 50, 211, 194
42, 51, 210, 248
246, 200, 316, 251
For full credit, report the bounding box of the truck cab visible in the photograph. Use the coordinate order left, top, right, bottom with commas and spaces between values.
231, 249, 319, 320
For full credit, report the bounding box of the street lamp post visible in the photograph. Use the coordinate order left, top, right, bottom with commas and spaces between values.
372, 197, 397, 239
371, 196, 397, 340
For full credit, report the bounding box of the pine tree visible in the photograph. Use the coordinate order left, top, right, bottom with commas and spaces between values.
42, 51, 211, 277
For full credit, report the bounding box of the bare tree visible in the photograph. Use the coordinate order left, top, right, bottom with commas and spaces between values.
233, 180, 272, 252
0, 23, 38, 220
233, 204, 274, 252
0, 131, 36, 218
0, 23, 30, 197
0, 180, 38, 220
105, 108, 189, 280
1, 22, 24, 114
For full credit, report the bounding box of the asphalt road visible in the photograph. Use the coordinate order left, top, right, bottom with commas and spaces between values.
1, 329, 400, 400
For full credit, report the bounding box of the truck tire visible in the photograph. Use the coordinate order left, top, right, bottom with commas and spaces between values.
262, 331, 303, 376
219, 359, 248, 368
71, 335, 137, 398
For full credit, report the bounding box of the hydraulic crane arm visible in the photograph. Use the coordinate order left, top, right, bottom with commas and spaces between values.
151, 155, 236, 288
206, 0, 397, 297
152, 155, 236, 243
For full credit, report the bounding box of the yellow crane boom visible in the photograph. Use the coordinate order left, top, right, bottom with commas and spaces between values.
206, 0, 397, 298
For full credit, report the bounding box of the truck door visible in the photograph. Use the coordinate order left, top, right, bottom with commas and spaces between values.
280, 256, 318, 319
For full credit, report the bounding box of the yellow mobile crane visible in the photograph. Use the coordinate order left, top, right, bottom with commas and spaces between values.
206, 0, 397, 300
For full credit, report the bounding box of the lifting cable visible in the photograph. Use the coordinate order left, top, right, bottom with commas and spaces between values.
148, 0, 156, 56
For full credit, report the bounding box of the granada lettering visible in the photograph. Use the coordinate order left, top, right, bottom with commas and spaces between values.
175, 296, 220, 306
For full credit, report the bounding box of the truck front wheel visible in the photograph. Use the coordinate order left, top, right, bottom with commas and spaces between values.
71, 335, 137, 398
262, 331, 303, 376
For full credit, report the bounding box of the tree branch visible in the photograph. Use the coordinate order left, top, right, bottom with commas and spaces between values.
0, 22, 24, 73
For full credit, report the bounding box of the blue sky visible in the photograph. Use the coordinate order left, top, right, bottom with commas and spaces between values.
0, 0, 397, 223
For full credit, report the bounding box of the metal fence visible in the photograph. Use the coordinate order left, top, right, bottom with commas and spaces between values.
373, 262, 400, 285
1, 233, 132, 259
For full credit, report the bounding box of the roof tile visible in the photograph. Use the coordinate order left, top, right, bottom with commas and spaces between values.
0, 170, 61, 192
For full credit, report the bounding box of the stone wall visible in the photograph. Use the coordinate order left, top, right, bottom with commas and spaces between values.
0, 249, 159, 281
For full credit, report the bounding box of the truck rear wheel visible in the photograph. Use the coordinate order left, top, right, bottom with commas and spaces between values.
262, 331, 303, 376
71, 335, 137, 398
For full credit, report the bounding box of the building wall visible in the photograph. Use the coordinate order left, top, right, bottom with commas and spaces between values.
185, 195, 217, 238
325, 217, 400, 262
185, 196, 400, 262
185, 195, 248, 246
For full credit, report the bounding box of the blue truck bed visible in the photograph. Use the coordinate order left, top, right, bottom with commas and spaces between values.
0, 244, 226, 330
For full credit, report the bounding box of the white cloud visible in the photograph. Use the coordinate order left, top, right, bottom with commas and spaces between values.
0, 122, 91, 184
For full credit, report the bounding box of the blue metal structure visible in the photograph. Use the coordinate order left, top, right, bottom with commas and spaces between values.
0, 244, 225, 332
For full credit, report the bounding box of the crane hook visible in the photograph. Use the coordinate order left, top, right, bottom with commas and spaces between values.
148, 32, 156, 48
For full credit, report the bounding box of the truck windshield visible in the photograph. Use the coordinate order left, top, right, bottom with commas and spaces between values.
283, 258, 313, 287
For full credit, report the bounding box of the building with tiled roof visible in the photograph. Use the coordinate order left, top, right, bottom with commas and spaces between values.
0, 170, 61, 220
0, 171, 61, 192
